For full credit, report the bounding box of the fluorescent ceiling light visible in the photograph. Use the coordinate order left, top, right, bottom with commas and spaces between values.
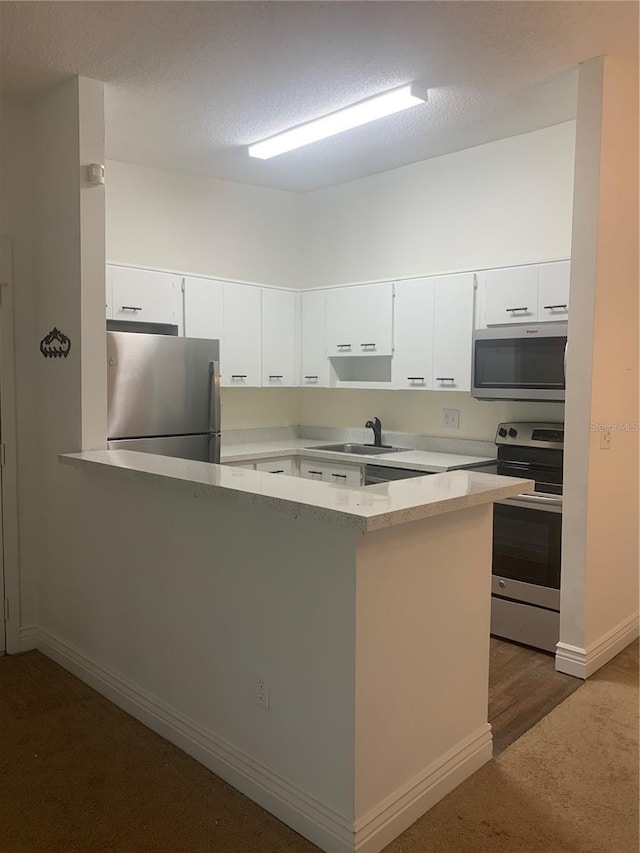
248, 83, 428, 160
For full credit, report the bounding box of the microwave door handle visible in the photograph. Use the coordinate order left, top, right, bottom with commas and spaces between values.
564, 342, 567, 384
209, 360, 221, 433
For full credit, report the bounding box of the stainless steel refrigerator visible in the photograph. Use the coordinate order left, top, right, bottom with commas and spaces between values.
107, 331, 221, 463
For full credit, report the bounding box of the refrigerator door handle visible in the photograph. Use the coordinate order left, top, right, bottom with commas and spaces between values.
209, 360, 221, 434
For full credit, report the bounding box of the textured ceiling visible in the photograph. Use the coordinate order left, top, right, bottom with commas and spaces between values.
0, 2, 636, 192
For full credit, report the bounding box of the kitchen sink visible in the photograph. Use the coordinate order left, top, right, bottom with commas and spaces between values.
309, 443, 410, 455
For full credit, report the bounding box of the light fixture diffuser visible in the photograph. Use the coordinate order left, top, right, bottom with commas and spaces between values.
248, 83, 428, 160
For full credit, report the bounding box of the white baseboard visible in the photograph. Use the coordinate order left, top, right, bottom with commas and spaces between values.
36, 627, 355, 852
18, 624, 38, 651
35, 626, 493, 853
354, 725, 492, 853
556, 611, 640, 679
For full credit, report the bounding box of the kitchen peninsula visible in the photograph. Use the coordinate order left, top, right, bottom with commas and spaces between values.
57, 450, 532, 853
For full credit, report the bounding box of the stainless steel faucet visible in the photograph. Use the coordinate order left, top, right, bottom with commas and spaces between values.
365, 417, 383, 447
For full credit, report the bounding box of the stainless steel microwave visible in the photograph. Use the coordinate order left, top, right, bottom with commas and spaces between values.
471, 322, 567, 401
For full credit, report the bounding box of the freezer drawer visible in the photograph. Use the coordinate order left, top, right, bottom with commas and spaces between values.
108, 433, 221, 463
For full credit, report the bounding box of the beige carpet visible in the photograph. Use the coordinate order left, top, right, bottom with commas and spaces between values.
0, 641, 637, 852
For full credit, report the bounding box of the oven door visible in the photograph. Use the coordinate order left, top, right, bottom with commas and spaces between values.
492, 496, 562, 595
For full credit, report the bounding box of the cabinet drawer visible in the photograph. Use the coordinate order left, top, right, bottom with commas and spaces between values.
299, 460, 326, 481
324, 462, 362, 487
255, 458, 295, 476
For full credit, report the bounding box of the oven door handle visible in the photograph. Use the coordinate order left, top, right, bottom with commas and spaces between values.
504, 493, 563, 510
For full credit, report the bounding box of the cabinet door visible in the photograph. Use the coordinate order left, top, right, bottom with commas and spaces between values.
484, 266, 538, 325
111, 266, 182, 326
300, 290, 329, 386
262, 288, 298, 387
255, 458, 295, 476
538, 261, 570, 321
184, 277, 224, 340
325, 283, 393, 357
324, 462, 362, 487
222, 282, 261, 387
432, 273, 475, 392
392, 278, 435, 389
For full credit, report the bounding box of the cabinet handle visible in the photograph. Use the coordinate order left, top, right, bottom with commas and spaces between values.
360, 343, 376, 348
331, 473, 347, 479
435, 377, 455, 382
543, 304, 568, 310
407, 376, 425, 381
231, 374, 247, 379
337, 344, 352, 350
304, 375, 318, 380
269, 469, 284, 474
268, 375, 283, 379
506, 307, 529, 313
307, 470, 323, 475
121, 306, 142, 312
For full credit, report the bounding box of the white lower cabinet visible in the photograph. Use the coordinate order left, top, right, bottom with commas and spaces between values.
299, 458, 363, 487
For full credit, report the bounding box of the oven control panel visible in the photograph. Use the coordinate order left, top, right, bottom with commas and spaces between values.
495, 422, 564, 449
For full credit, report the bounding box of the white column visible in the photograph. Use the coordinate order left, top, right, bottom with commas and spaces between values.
559, 53, 639, 677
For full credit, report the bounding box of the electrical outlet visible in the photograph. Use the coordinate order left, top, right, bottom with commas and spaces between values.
600, 429, 612, 450
256, 677, 270, 710
442, 409, 460, 430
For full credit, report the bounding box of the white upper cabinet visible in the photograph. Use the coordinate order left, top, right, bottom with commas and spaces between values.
261, 288, 298, 387
110, 266, 182, 328
432, 273, 475, 392
183, 277, 224, 340
222, 282, 262, 387
484, 265, 538, 325
300, 290, 329, 387
537, 261, 570, 321
325, 283, 393, 357
392, 278, 435, 389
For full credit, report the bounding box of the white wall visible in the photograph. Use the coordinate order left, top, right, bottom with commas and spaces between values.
300, 122, 575, 288
31, 77, 106, 654
0, 100, 39, 639
559, 52, 639, 676
106, 160, 303, 288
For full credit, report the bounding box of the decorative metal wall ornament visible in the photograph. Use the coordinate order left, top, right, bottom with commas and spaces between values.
40, 327, 71, 359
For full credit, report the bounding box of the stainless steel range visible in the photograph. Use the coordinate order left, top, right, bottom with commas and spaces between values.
472, 422, 564, 653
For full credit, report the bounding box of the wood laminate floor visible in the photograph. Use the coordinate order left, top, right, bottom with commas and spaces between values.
488, 636, 582, 755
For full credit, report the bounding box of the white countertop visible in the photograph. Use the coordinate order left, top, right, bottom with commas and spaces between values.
221, 439, 495, 473
61, 450, 532, 532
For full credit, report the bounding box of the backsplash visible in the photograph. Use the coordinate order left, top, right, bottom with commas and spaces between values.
220, 387, 565, 444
